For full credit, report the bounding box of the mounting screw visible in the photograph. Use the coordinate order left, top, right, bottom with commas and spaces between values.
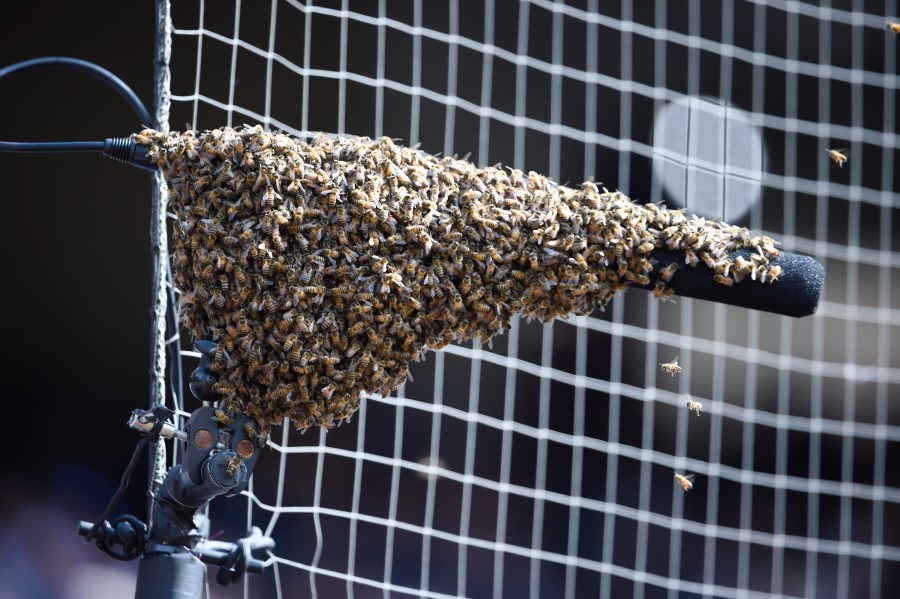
194, 429, 213, 449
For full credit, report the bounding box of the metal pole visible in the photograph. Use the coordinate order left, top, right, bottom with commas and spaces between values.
134, 552, 206, 599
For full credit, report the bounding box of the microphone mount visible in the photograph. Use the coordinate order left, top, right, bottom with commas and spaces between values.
79, 340, 273, 589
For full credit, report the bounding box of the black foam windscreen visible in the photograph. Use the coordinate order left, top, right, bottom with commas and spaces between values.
639, 248, 825, 317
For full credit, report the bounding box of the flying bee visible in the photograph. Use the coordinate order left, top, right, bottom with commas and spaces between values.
889, 21, 900, 34
660, 355, 682, 377
674, 471, 695, 491
826, 148, 848, 168
686, 398, 703, 416
226, 455, 244, 477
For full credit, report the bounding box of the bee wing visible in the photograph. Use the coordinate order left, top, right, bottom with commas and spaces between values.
672, 355, 680, 363
685, 473, 696, 482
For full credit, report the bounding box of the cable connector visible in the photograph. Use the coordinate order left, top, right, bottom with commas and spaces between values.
103, 138, 158, 171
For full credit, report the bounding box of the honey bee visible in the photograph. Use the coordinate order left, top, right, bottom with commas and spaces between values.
263, 186, 276, 207
684, 248, 698, 267
659, 262, 679, 282
214, 381, 236, 396
214, 344, 230, 366
226, 455, 244, 477
686, 398, 703, 416
460, 275, 472, 295
660, 356, 682, 377
713, 274, 735, 287
214, 408, 232, 426
637, 240, 654, 254
451, 292, 464, 312
889, 21, 900, 34
289, 344, 302, 364
826, 148, 848, 168
473, 301, 492, 313
674, 471, 695, 491
282, 333, 298, 352
237, 316, 250, 335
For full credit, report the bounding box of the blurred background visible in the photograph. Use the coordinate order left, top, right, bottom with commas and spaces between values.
2, 1, 899, 598
1, 2, 155, 598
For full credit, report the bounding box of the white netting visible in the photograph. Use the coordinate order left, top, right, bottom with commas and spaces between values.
158, 0, 900, 597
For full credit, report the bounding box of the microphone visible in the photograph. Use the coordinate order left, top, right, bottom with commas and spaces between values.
135, 125, 825, 431
636, 248, 824, 318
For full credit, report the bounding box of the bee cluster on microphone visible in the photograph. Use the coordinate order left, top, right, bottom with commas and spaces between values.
140, 126, 785, 434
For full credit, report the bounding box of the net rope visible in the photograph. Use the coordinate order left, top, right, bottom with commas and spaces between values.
156, 0, 899, 597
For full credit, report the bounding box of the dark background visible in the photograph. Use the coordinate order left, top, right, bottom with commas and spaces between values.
0, 2, 157, 596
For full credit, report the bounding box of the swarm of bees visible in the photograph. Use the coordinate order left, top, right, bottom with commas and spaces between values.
137, 126, 785, 434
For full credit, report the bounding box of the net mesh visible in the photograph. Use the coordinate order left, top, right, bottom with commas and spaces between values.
158, 0, 900, 597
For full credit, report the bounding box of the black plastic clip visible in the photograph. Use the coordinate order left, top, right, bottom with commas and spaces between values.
77, 516, 147, 561
196, 527, 275, 586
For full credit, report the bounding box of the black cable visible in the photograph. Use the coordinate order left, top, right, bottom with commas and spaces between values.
0, 140, 106, 152
86, 406, 175, 544
86, 435, 153, 543
0, 57, 157, 170
0, 57, 151, 139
